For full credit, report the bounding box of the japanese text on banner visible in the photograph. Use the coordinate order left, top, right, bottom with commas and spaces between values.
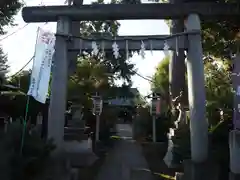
27, 28, 56, 103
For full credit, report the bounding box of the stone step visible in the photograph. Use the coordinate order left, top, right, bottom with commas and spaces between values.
64, 127, 85, 134
64, 133, 88, 141
67, 121, 85, 127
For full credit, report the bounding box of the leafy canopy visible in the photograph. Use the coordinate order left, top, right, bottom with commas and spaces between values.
151, 56, 233, 126
0, 0, 23, 79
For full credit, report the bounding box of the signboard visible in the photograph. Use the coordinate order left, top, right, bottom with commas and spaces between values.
151, 97, 161, 116
93, 97, 103, 115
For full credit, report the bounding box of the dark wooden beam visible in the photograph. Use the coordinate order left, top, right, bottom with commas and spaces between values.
22, 3, 240, 23
68, 35, 187, 51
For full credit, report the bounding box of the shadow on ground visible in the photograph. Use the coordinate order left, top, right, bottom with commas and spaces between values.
141, 142, 183, 180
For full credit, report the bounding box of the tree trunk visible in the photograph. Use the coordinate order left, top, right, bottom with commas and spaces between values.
169, 0, 188, 121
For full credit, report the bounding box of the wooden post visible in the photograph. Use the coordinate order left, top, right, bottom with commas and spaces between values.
96, 115, 100, 141
152, 115, 156, 142
185, 14, 208, 163
48, 16, 70, 150
151, 93, 158, 142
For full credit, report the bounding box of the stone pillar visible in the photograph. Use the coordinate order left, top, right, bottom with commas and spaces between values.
183, 14, 219, 180
229, 130, 240, 179
185, 14, 208, 163
48, 16, 70, 150
183, 160, 218, 180
229, 52, 240, 179
68, 0, 83, 76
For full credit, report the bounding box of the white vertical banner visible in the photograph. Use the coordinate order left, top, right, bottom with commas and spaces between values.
27, 28, 56, 103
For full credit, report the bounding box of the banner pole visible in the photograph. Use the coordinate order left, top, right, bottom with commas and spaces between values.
20, 95, 30, 155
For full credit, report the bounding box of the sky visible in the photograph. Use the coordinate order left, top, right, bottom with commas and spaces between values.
1, 0, 169, 96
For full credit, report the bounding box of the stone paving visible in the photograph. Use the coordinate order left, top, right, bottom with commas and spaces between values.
95, 123, 153, 180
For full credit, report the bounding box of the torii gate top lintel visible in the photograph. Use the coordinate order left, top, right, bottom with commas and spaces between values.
22, 3, 240, 23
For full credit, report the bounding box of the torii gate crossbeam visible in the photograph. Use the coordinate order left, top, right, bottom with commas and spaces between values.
22, 3, 240, 22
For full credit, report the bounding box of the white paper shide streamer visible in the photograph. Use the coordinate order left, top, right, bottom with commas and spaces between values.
163, 41, 170, 57
112, 41, 120, 59
27, 28, 56, 103
92, 41, 99, 56
140, 41, 146, 59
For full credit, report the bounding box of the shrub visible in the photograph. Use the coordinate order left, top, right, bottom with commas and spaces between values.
170, 118, 230, 174
1, 121, 55, 180
133, 107, 171, 142
132, 107, 151, 141
209, 120, 230, 180
171, 123, 191, 163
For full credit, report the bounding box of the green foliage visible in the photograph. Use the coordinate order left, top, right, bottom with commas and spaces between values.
171, 119, 230, 179
151, 56, 170, 97
1, 121, 55, 180
134, 94, 147, 106
152, 55, 231, 171
68, 58, 110, 99
151, 56, 171, 110
133, 107, 151, 141
204, 58, 233, 126
200, 0, 240, 58
77, 0, 136, 84
0, 0, 23, 77
171, 124, 191, 162
68, 0, 139, 106
146, 113, 172, 142
152, 56, 232, 126
132, 107, 171, 142
9, 70, 31, 93
209, 120, 230, 180
99, 106, 118, 145
0, 47, 8, 75
0, 0, 23, 35
161, 0, 239, 58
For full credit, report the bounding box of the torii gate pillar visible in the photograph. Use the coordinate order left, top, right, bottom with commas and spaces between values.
183, 13, 219, 180
48, 17, 70, 151
185, 14, 208, 163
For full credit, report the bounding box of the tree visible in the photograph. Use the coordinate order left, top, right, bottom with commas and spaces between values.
0, 48, 8, 73
0, 0, 22, 35
152, 56, 232, 126
204, 57, 233, 126
151, 56, 170, 103
134, 94, 147, 106
67, 57, 136, 107
75, 0, 137, 83
67, 0, 139, 105
199, 0, 240, 58
0, 0, 23, 78
68, 57, 110, 105
9, 70, 31, 93
0, 47, 8, 83
161, 0, 239, 58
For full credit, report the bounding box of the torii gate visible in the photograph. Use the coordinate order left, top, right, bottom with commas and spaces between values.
22, 3, 240, 179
